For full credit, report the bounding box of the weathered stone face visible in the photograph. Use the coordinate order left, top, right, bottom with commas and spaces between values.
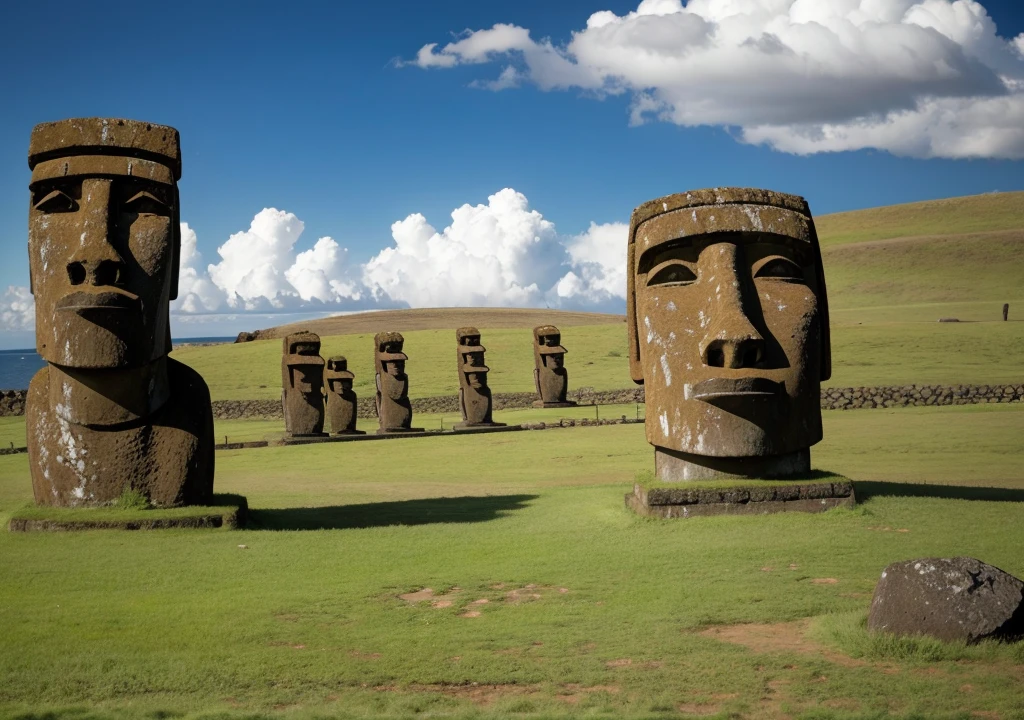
28, 119, 182, 368
25, 118, 213, 507
628, 188, 830, 472
456, 326, 495, 425
281, 331, 325, 436
375, 331, 415, 431
533, 325, 570, 405
324, 356, 358, 434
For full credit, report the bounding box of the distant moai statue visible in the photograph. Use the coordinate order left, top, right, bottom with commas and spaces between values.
532, 325, 576, 408
281, 331, 325, 436
1004, 303, 1009, 321
374, 332, 422, 433
324, 356, 363, 435
454, 327, 505, 429
25, 117, 214, 507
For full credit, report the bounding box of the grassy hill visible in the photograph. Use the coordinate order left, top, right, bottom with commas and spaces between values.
813, 190, 1024, 247
250, 307, 625, 340
171, 191, 1024, 400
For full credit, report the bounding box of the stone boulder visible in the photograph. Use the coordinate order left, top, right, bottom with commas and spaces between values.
868, 557, 1024, 644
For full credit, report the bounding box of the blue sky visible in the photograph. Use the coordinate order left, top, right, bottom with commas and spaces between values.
1, 0, 1022, 346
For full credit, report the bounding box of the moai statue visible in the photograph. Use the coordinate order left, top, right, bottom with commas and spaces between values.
25, 117, 214, 507
374, 332, 422, 433
324, 356, 363, 435
1003, 303, 1009, 321
281, 331, 325, 436
454, 327, 505, 429
627, 187, 831, 481
532, 325, 576, 408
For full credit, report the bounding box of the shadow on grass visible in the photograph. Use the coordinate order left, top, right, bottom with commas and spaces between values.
248, 494, 539, 530
855, 482, 1024, 503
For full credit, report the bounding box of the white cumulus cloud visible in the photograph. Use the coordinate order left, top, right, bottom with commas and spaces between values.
172, 223, 225, 313
362, 188, 571, 307
0, 286, 35, 331
409, 0, 1024, 159
555, 222, 630, 307
204, 208, 372, 311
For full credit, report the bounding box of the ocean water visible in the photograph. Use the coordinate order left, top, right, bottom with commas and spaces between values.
0, 349, 45, 391
0, 337, 234, 390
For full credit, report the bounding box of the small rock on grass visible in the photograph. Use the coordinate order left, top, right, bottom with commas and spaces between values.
867, 557, 1024, 644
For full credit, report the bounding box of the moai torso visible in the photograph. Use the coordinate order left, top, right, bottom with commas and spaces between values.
627, 187, 831, 480
281, 332, 325, 436
456, 327, 494, 425
325, 356, 358, 434
25, 117, 214, 507
533, 326, 570, 404
374, 332, 414, 432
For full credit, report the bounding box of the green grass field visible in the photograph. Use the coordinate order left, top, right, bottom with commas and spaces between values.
1, 403, 1023, 719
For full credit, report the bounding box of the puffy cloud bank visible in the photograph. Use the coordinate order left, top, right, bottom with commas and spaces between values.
0, 189, 628, 331
0, 286, 34, 331
409, 0, 1024, 159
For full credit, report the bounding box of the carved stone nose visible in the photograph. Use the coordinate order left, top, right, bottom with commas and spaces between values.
66, 259, 123, 286
703, 336, 765, 369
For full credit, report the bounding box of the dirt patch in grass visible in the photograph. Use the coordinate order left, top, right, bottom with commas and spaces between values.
605, 658, 664, 669
700, 619, 865, 668
811, 578, 839, 585
373, 682, 624, 707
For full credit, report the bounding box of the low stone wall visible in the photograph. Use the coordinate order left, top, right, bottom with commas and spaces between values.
2, 384, 1021, 420
0, 390, 27, 417
820, 384, 1024, 410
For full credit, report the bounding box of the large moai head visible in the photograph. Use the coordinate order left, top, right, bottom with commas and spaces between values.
456, 327, 490, 389
282, 331, 325, 434
27, 118, 182, 368
627, 187, 831, 477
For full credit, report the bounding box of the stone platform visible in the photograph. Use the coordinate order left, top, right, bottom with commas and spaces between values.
626, 478, 855, 518
9, 494, 248, 531
452, 423, 517, 434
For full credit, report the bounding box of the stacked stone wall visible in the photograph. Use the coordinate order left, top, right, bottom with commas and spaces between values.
820, 384, 1024, 410
2, 384, 1021, 420
0, 390, 27, 417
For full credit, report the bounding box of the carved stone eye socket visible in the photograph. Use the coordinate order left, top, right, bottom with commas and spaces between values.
34, 189, 77, 213
647, 261, 697, 287
122, 191, 169, 216
753, 256, 804, 282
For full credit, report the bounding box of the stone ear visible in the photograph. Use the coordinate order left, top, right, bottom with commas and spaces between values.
169, 186, 181, 301
627, 240, 644, 385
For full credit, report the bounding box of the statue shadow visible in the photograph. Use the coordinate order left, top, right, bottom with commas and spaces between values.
856, 482, 1024, 503
248, 494, 539, 531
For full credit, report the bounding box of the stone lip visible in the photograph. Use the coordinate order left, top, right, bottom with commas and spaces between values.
867, 557, 1024, 644
638, 479, 853, 506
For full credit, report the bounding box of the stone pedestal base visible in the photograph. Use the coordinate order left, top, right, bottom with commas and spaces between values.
331, 430, 366, 437
532, 401, 578, 408
376, 427, 425, 435
453, 421, 507, 431
626, 479, 854, 519
9, 494, 248, 531
655, 447, 810, 481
